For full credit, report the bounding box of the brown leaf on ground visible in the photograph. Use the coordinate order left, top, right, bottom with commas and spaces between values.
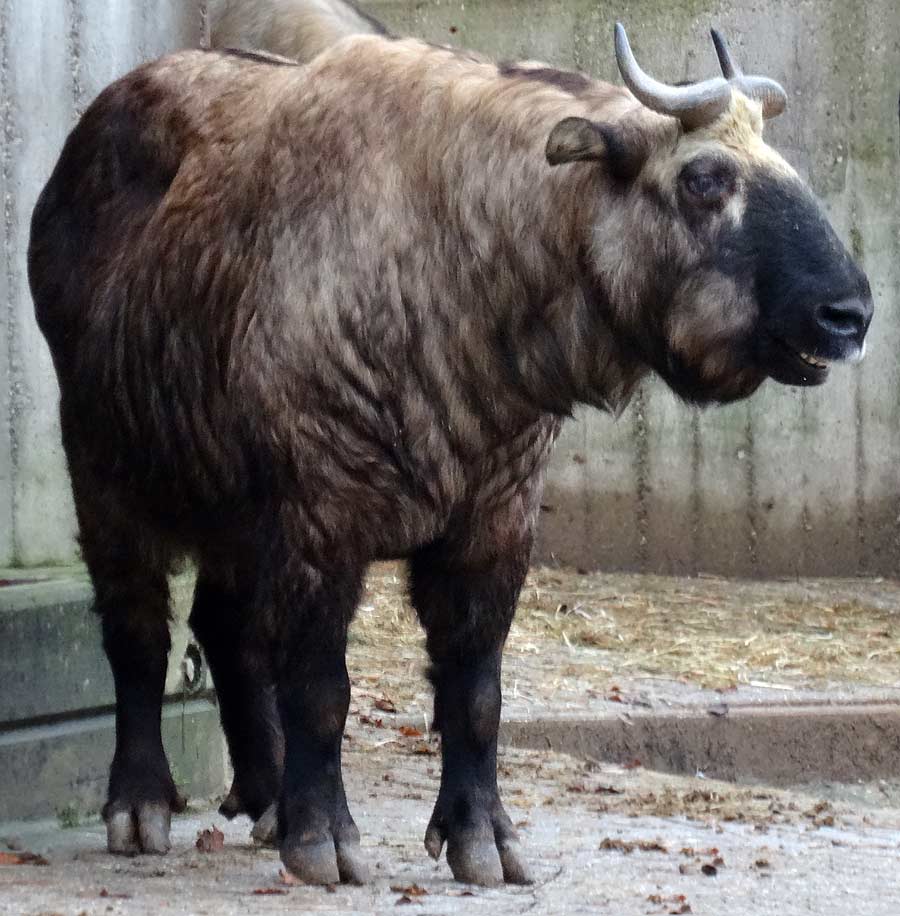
0, 850, 49, 866
195, 826, 225, 853
396, 895, 423, 906
374, 697, 397, 713
398, 725, 423, 738
623, 759, 642, 770
679, 846, 719, 857
99, 888, 132, 899
411, 742, 436, 756
648, 894, 692, 914
599, 837, 667, 854
390, 884, 428, 896
358, 714, 384, 727
252, 888, 289, 896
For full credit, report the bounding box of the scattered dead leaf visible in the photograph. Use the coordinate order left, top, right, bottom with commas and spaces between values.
252, 888, 289, 896
390, 884, 428, 896
359, 715, 384, 728
804, 801, 837, 827
599, 837, 667, 854
701, 863, 718, 877
99, 889, 132, 900
195, 826, 224, 853
398, 726, 423, 738
648, 893, 692, 915
374, 697, 398, 714
0, 850, 49, 866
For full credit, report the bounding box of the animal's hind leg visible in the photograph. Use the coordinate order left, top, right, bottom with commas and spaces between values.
263, 545, 369, 885
189, 569, 283, 842
75, 497, 185, 855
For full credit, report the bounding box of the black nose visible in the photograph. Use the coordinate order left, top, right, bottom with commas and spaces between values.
815, 296, 873, 340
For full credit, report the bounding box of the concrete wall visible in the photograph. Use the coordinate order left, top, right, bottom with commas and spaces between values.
0, 0, 207, 566
2, 0, 898, 577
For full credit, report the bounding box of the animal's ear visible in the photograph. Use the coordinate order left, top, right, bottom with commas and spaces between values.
546, 117, 646, 178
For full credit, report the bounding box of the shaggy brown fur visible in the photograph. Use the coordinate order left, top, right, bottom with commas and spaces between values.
29, 30, 870, 889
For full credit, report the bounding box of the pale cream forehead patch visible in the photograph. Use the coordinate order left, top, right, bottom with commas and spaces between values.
643, 91, 798, 184
691, 93, 797, 178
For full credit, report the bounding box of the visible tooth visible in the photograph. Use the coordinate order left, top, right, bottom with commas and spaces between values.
799, 352, 826, 368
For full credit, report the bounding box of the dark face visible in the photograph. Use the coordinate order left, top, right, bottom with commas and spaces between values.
605, 146, 873, 405
730, 172, 872, 386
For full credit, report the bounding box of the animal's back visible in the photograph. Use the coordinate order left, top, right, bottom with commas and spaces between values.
28, 37, 585, 552
28, 50, 313, 531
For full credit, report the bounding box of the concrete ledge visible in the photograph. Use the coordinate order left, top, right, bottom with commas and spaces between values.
0, 699, 226, 822
0, 569, 225, 822
500, 703, 900, 786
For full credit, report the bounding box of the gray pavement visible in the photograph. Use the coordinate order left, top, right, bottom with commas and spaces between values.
2, 739, 899, 916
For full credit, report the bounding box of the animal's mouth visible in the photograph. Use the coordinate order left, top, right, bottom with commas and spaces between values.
764, 335, 865, 387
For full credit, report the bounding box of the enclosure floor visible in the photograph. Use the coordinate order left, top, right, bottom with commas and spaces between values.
3, 565, 899, 913
3, 739, 900, 916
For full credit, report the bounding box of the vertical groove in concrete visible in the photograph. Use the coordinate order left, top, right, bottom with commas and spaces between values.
66, 0, 84, 114
744, 405, 759, 573
690, 409, 701, 576
199, 0, 211, 49
1, 0, 18, 565
631, 387, 650, 570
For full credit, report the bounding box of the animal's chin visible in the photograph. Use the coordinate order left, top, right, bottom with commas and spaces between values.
657, 351, 766, 406
761, 335, 866, 387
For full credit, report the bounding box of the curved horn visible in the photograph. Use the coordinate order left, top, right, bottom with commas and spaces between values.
710, 28, 788, 119
615, 23, 732, 130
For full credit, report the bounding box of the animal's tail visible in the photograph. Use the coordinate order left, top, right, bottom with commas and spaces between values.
209, 0, 389, 62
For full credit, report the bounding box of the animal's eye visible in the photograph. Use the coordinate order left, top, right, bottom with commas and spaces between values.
679, 158, 737, 208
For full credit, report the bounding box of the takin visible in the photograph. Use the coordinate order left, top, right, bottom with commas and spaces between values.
209, 0, 388, 59
28, 18, 872, 888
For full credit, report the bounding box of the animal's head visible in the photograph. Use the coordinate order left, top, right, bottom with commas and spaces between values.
547, 25, 872, 404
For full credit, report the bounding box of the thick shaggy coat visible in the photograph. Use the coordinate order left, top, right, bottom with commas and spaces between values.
29, 24, 871, 889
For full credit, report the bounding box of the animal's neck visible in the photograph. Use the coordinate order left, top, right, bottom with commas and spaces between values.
440, 153, 644, 423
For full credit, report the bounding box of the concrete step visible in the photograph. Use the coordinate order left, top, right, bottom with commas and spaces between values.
0, 568, 226, 823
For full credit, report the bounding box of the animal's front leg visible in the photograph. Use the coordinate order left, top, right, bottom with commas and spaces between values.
410, 545, 532, 886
